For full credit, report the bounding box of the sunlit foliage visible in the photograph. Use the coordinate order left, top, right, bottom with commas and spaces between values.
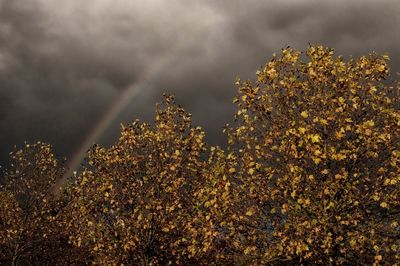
63, 96, 212, 264
229, 46, 400, 264
0, 142, 86, 265
0, 46, 399, 265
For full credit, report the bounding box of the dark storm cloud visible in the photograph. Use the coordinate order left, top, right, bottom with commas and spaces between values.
0, 0, 222, 164
0, 0, 399, 166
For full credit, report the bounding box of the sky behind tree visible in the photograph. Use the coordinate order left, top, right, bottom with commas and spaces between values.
0, 0, 399, 166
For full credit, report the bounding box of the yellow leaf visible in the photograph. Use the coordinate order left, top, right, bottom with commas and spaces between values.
380, 202, 388, 208
320, 118, 328, 125
314, 149, 322, 156
326, 201, 335, 209
337, 153, 347, 160
229, 167, 236, 174
244, 246, 252, 255
81, 176, 88, 184
366, 120, 375, 127
267, 68, 277, 78
313, 157, 321, 164
298, 127, 306, 134
301, 111, 309, 118
297, 198, 304, 204
246, 210, 254, 216
310, 134, 320, 143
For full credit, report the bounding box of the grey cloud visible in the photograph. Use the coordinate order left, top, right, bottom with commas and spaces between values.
0, 0, 399, 166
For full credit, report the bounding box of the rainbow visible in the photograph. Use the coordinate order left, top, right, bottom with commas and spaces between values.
53, 44, 184, 193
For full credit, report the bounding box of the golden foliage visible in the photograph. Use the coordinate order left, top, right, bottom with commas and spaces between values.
0, 142, 86, 264
1, 46, 399, 265
63, 95, 211, 264
229, 45, 400, 264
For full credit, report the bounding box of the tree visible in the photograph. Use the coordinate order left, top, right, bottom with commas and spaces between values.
229, 45, 400, 264
0, 142, 87, 265
63, 96, 212, 264
0, 46, 399, 265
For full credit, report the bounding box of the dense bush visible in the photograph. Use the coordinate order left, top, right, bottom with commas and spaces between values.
1, 46, 399, 265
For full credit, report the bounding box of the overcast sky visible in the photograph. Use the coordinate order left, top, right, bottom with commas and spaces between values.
0, 0, 399, 166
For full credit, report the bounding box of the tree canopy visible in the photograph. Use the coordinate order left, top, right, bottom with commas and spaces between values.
1, 46, 399, 265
